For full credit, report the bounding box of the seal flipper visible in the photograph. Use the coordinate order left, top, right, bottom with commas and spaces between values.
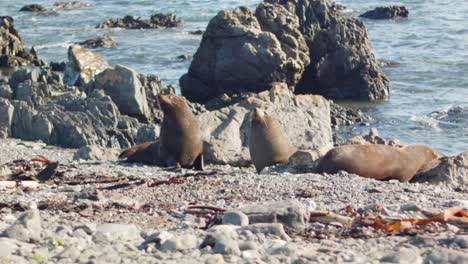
193, 154, 204, 171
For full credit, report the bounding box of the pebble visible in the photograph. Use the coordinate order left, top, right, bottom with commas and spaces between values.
222, 211, 249, 226
214, 237, 241, 256
240, 223, 290, 241
160, 234, 198, 251
2, 204, 41, 242
381, 248, 423, 264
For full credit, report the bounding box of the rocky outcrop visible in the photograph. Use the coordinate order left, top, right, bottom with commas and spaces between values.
180, 4, 310, 103
360, 6, 409, 20
199, 83, 333, 166
181, 0, 390, 102
329, 101, 371, 127
63, 45, 111, 86
269, 0, 390, 100
76, 34, 117, 49
97, 14, 183, 29
0, 17, 43, 67
412, 152, 468, 188
94, 65, 152, 122
20, 4, 47, 12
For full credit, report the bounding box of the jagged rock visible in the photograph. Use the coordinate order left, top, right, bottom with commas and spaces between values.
240, 200, 309, 232
268, 0, 390, 100
429, 106, 468, 129
20, 4, 47, 12
11, 100, 36, 140
0, 83, 13, 99
360, 6, 409, 20
53, 1, 95, 9
346, 128, 388, 145
329, 101, 371, 127
0, 17, 43, 67
63, 45, 111, 86
180, 4, 309, 103
73, 145, 120, 161
199, 83, 333, 166
412, 152, 468, 188
97, 13, 183, 29
94, 65, 152, 122
76, 34, 117, 49
50, 61, 67, 72
135, 124, 160, 144
0, 98, 14, 138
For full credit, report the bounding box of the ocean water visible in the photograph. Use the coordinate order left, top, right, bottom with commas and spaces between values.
1, 0, 467, 155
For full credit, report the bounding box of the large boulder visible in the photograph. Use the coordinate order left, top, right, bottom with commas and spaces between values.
180, 4, 310, 103
268, 0, 390, 100
199, 83, 333, 166
94, 65, 152, 122
63, 45, 111, 86
181, 0, 390, 102
412, 152, 468, 188
76, 34, 117, 49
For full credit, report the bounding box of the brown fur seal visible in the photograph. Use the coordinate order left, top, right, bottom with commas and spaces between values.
119, 93, 204, 170
249, 108, 296, 173
316, 144, 439, 182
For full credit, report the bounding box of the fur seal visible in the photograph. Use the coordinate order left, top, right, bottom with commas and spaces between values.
316, 144, 439, 182
119, 93, 204, 170
249, 108, 296, 173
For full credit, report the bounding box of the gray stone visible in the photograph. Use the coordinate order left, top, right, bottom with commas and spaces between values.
412, 152, 468, 188
0, 98, 14, 138
95, 64, 151, 122
180, 4, 309, 103
199, 84, 333, 166
95, 223, 141, 242
63, 45, 111, 86
450, 236, 468, 249
287, 147, 331, 172
160, 234, 198, 251
214, 237, 241, 256
2, 203, 42, 243
239, 223, 290, 240
222, 211, 249, 226
20, 4, 47, 12
424, 248, 468, 264
73, 145, 120, 161
381, 248, 423, 264
0, 238, 18, 257
11, 100, 35, 140
241, 200, 309, 232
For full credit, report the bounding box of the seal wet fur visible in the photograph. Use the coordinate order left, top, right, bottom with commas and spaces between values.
119, 93, 204, 170
316, 144, 439, 182
249, 108, 296, 173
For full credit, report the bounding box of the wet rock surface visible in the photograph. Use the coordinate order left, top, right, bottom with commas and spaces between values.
360, 6, 409, 20
19, 4, 47, 12
97, 13, 183, 29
